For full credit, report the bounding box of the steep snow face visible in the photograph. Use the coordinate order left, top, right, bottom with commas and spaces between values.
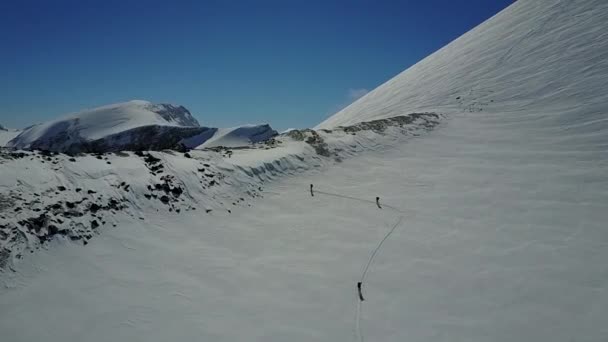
7, 100, 201, 151
188, 124, 278, 149
318, 0, 608, 129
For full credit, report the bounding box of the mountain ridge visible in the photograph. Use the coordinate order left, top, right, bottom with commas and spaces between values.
6, 100, 277, 153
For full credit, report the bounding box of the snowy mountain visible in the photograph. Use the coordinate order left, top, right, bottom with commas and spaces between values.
6, 100, 204, 152
318, 0, 608, 129
0, 114, 436, 267
182, 124, 278, 149
2, 0, 608, 341
0, 125, 21, 147
6, 101, 279, 153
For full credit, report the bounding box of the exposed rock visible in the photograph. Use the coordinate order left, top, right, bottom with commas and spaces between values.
89, 203, 102, 213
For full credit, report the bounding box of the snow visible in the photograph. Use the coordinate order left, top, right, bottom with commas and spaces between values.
0, 127, 20, 147
2, 0, 608, 341
7, 100, 200, 151
0, 118, 427, 263
1, 111, 607, 341
6, 101, 278, 152
318, 0, 608, 129
192, 124, 278, 149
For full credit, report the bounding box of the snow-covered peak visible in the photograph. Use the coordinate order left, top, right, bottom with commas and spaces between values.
126, 99, 151, 106
7, 100, 201, 151
182, 124, 278, 149
318, 0, 608, 128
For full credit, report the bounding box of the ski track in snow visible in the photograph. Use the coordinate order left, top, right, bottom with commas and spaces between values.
1, 0, 608, 341
1, 110, 607, 341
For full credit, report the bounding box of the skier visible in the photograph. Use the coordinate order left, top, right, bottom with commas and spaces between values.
310, 184, 314, 197
357, 282, 365, 301
376, 196, 382, 209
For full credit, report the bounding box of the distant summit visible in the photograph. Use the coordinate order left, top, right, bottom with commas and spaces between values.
135, 101, 200, 127
7, 100, 204, 152
7, 100, 276, 153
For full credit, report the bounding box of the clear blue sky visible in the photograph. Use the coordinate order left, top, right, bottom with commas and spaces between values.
0, 0, 514, 130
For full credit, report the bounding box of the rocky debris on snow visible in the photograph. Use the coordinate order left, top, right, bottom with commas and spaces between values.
0, 247, 11, 269
8, 194, 128, 246
0, 149, 31, 163
340, 113, 441, 133
0, 175, 135, 267
285, 129, 332, 157
284, 113, 442, 160
146, 175, 185, 208
0, 111, 445, 269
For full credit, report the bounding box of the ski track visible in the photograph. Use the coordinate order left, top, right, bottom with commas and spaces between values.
2, 0, 608, 341
1, 111, 607, 341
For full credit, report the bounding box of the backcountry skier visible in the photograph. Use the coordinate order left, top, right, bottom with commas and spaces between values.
357, 282, 365, 301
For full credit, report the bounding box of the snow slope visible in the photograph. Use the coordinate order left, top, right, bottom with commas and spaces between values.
6, 101, 279, 152
1, 111, 606, 341
7, 100, 201, 152
2, 0, 608, 341
0, 115, 438, 266
191, 124, 278, 149
318, 0, 608, 129
0, 126, 20, 147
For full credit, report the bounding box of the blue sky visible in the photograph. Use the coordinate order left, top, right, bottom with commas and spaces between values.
0, 0, 514, 130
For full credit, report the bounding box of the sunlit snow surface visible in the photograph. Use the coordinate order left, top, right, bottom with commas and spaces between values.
6, 100, 200, 151
0, 130, 20, 147
2, 0, 608, 340
318, 0, 608, 130
1, 109, 607, 341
